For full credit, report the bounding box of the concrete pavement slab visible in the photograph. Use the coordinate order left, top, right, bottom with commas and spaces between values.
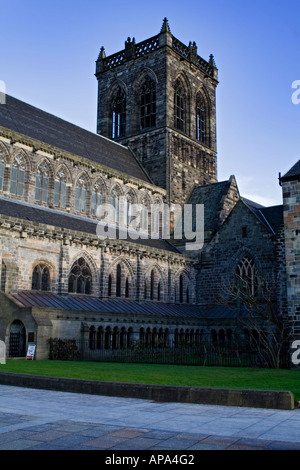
0, 384, 299, 450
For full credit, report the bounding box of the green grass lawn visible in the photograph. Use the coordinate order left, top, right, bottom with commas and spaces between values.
1, 360, 300, 401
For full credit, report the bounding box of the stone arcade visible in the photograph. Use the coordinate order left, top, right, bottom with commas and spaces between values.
0, 19, 299, 366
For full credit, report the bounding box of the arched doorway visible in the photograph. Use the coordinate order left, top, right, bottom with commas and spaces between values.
9, 320, 26, 357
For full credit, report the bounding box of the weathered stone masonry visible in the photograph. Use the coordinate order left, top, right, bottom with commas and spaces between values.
0, 19, 299, 367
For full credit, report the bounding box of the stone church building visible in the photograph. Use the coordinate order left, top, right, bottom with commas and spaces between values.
0, 19, 299, 365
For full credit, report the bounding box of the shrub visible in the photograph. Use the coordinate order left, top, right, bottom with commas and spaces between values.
48, 338, 81, 361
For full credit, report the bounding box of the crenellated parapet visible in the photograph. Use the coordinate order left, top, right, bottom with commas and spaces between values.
96, 18, 217, 82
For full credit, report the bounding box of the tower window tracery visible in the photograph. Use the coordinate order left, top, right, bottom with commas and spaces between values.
140, 76, 156, 130
196, 94, 207, 144
174, 79, 186, 132
112, 88, 126, 139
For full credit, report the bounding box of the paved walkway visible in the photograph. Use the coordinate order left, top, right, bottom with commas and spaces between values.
0, 385, 300, 450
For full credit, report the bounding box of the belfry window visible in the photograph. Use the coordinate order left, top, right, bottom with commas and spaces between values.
54, 170, 67, 208
68, 258, 92, 295
196, 94, 206, 144
140, 77, 156, 130
32, 264, 50, 291
10, 156, 25, 196
35, 163, 49, 203
75, 178, 87, 213
112, 88, 126, 139
0, 154, 4, 191
174, 79, 186, 132
236, 257, 258, 296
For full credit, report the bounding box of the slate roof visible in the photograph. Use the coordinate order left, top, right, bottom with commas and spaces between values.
10, 291, 202, 318
187, 180, 283, 237
197, 305, 249, 319
0, 196, 179, 253
281, 159, 300, 181
187, 180, 230, 231
0, 95, 151, 183
9, 291, 244, 319
243, 199, 283, 234
259, 205, 284, 233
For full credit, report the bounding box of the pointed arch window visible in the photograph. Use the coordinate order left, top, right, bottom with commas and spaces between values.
186, 287, 190, 304
150, 269, 155, 300
140, 207, 149, 232
32, 264, 50, 291
236, 257, 258, 296
10, 155, 25, 196
124, 193, 134, 226
35, 163, 49, 203
108, 274, 112, 297
68, 257, 92, 295
196, 94, 206, 144
1, 260, 6, 291
151, 200, 162, 238
97, 326, 103, 349
125, 278, 129, 298
110, 188, 121, 223
140, 76, 156, 130
112, 88, 126, 139
178, 273, 190, 304
140, 197, 149, 232
179, 274, 184, 303
116, 264, 122, 297
54, 169, 67, 208
174, 79, 186, 132
0, 154, 4, 191
75, 178, 87, 213
157, 281, 161, 301
91, 183, 102, 216
89, 326, 96, 350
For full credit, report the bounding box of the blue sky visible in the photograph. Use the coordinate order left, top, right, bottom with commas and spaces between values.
1, 0, 300, 206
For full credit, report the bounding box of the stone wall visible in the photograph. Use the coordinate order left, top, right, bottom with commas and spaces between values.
282, 176, 300, 352
197, 200, 277, 305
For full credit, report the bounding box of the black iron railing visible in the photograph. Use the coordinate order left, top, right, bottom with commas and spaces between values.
48, 338, 290, 368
